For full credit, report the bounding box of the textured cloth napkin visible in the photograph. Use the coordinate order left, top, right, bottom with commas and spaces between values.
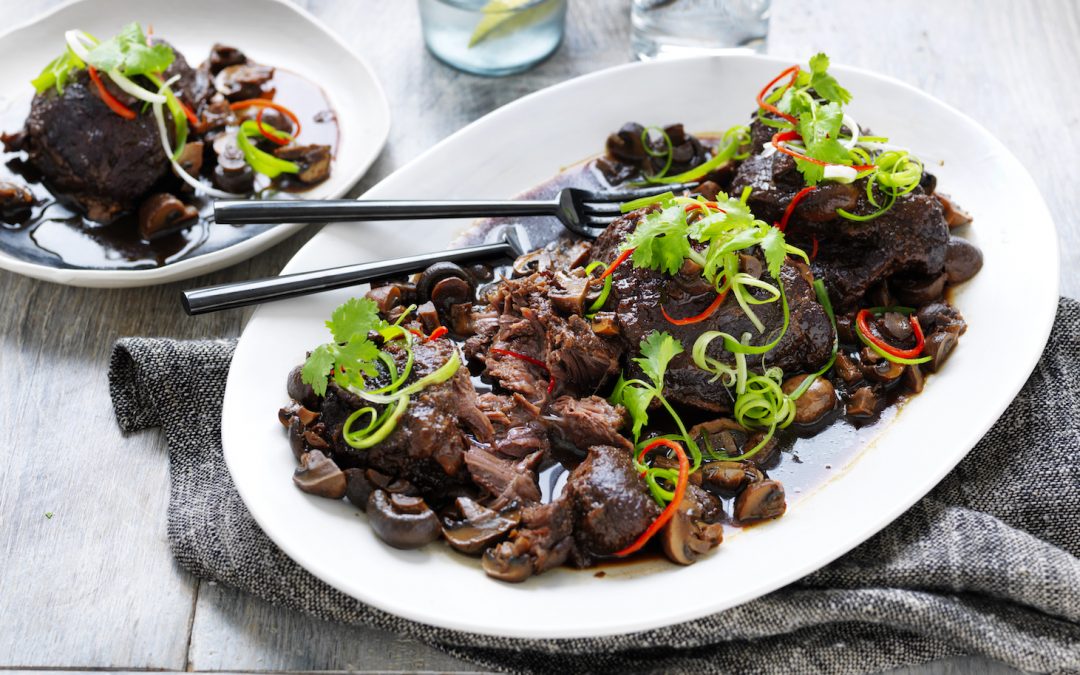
108, 299, 1080, 675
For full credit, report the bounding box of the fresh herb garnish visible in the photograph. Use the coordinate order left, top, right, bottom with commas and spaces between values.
610, 331, 702, 504
301, 297, 389, 397
44, 512, 54, 520
83, 22, 173, 76
757, 52, 924, 219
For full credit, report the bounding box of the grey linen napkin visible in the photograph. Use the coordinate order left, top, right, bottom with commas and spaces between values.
107, 299, 1080, 675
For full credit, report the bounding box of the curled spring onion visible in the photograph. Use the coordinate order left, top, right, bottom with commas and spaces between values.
583, 261, 613, 317
640, 126, 674, 182
632, 125, 751, 186
854, 306, 931, 365
237, 120, 300, 178
355, 350, 462, 405
152, 75, 244, 198
837, 150, 924, 222
342, 396, 409, 449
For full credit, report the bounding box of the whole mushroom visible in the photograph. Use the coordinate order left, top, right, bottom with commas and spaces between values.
442, 497, 520, 555
781, 374, 837, 425
660, 487, 724, 565
293, 451, 347, 499
733, 479, 786, 523
367, 490, 442, 549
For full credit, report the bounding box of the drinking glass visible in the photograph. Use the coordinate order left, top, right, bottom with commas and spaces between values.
631, 0, 771, 60
418, 0, 567, 77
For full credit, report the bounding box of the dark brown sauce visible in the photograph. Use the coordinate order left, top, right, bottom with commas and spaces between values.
0, 67, 338, 270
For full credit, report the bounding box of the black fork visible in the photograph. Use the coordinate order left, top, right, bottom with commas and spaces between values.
210, 182, 698, 240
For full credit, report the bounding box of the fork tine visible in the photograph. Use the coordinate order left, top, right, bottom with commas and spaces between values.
584, 215, 618, 228
582, 202, 623, 215
577, 181, 700, 203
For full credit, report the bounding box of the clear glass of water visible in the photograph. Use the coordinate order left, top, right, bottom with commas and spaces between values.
631, 0, 771, 60
419, 0, 567, 77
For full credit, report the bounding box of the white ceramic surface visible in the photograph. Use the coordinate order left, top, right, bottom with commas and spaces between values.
222, 55, 1059, 638
0, 0, 390, 287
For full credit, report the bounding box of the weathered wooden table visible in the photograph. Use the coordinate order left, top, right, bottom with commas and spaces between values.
1, 0, 1074, 672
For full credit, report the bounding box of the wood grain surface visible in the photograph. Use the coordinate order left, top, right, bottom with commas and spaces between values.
1, 0, 1074, 672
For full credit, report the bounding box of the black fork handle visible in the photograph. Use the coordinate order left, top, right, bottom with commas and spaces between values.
181, 230, 524, 315
214, 198, 560, 224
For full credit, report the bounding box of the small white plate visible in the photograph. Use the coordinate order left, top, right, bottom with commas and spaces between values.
222, 55, 1059, 638
0, 0, 390, 287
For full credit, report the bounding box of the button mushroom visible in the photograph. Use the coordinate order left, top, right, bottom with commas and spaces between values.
935, 192, 973, 227
944, 237, 983, 285
442, 497, 520, 555
416, 301, 441, 334
287, 417, 306, 461
590, 312, 620, 337
365, 284, 402, 314
173, 141, 204, 181
137, 193, 199, 241
892, 272, 947, 306
903, 364, 925, 394
846, 386, 879, 417
343, 468, 374, 511
660, 491, 724, 565
417, 262, 474, 305
923, 330, 959, 372
781, 374, 837, 425
293, 451, 347, 499
734, 479, 786, 523
208, 43, 247, 75
287, 365, 321, 410
367, 490, 442, 550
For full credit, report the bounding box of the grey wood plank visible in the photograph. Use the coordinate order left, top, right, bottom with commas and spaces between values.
187, 582, 475, 672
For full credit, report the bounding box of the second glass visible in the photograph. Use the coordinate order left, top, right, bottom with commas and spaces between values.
631, 0, 771, 60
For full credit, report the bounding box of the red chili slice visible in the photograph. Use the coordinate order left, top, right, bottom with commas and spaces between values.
661, 290, 728, 326
599, 247, 634, 281
856, 309, 926, 359
425, 326, 449, 342
756, 65, 801, 125
614, 438, 689, 557
491, 347, 555, 395
87, 67, 135, 120
776, 185, 818, 232
810, 236, 819, 261
230, 98, 302, 138
256, 106, 291, 146
683, 201, 722, 213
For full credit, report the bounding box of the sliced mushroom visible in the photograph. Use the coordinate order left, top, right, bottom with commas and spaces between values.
482, 540, 533, 583
278, 403, 297, 428
367, 490, 442, 549
660, 490, 724, 565
273, 144, 332, 184
416, 301, 441, 334
449, 303, 475, 336
303, 428, 330, 450
137, 193, 199, 240
213, 62, 274, 101
442, 497, 520, 555
733, 479, 786, 523
944, 237, 983, 285
293, 451, 347, 499
923, 330, 959, 372
590, 312, 620, 337
512, 249, 547, 276
700, 460, 763, 493
605, 122, 647, 162
903, 364, 925, 394
365, 284, 402, 314
834, 352, 862, 384
881, 312, 913, 341
846, 386, 879, 417
208, 43, 247, 75
365, 469, 419, 496
287, 417, 305, 461
860, 353, 905, 383
834, 314, 856, 344
549, 271, 591, 315
936, 192, 973, 227
211, 133, 255, 193
296, 406, 319, 427
174, 141, 204, 180
781, 374, 837, 424
916, 303, 967, 335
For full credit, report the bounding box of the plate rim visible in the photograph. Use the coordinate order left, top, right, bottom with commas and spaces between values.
0, 0, 391, 288
223, 53, 1060, 638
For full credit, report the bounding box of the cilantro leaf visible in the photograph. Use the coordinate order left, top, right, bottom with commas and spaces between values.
626, 206, 691, 276
633, 331, 684, 388
759, 227, 788, 280
795, 102, 852, 184
688, 193, 755, 243
301, 344, 337, 397
327, 297, 386, 343
619, 384, 653, 439
808, 53, 851, 105
84, 22, 174, 76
